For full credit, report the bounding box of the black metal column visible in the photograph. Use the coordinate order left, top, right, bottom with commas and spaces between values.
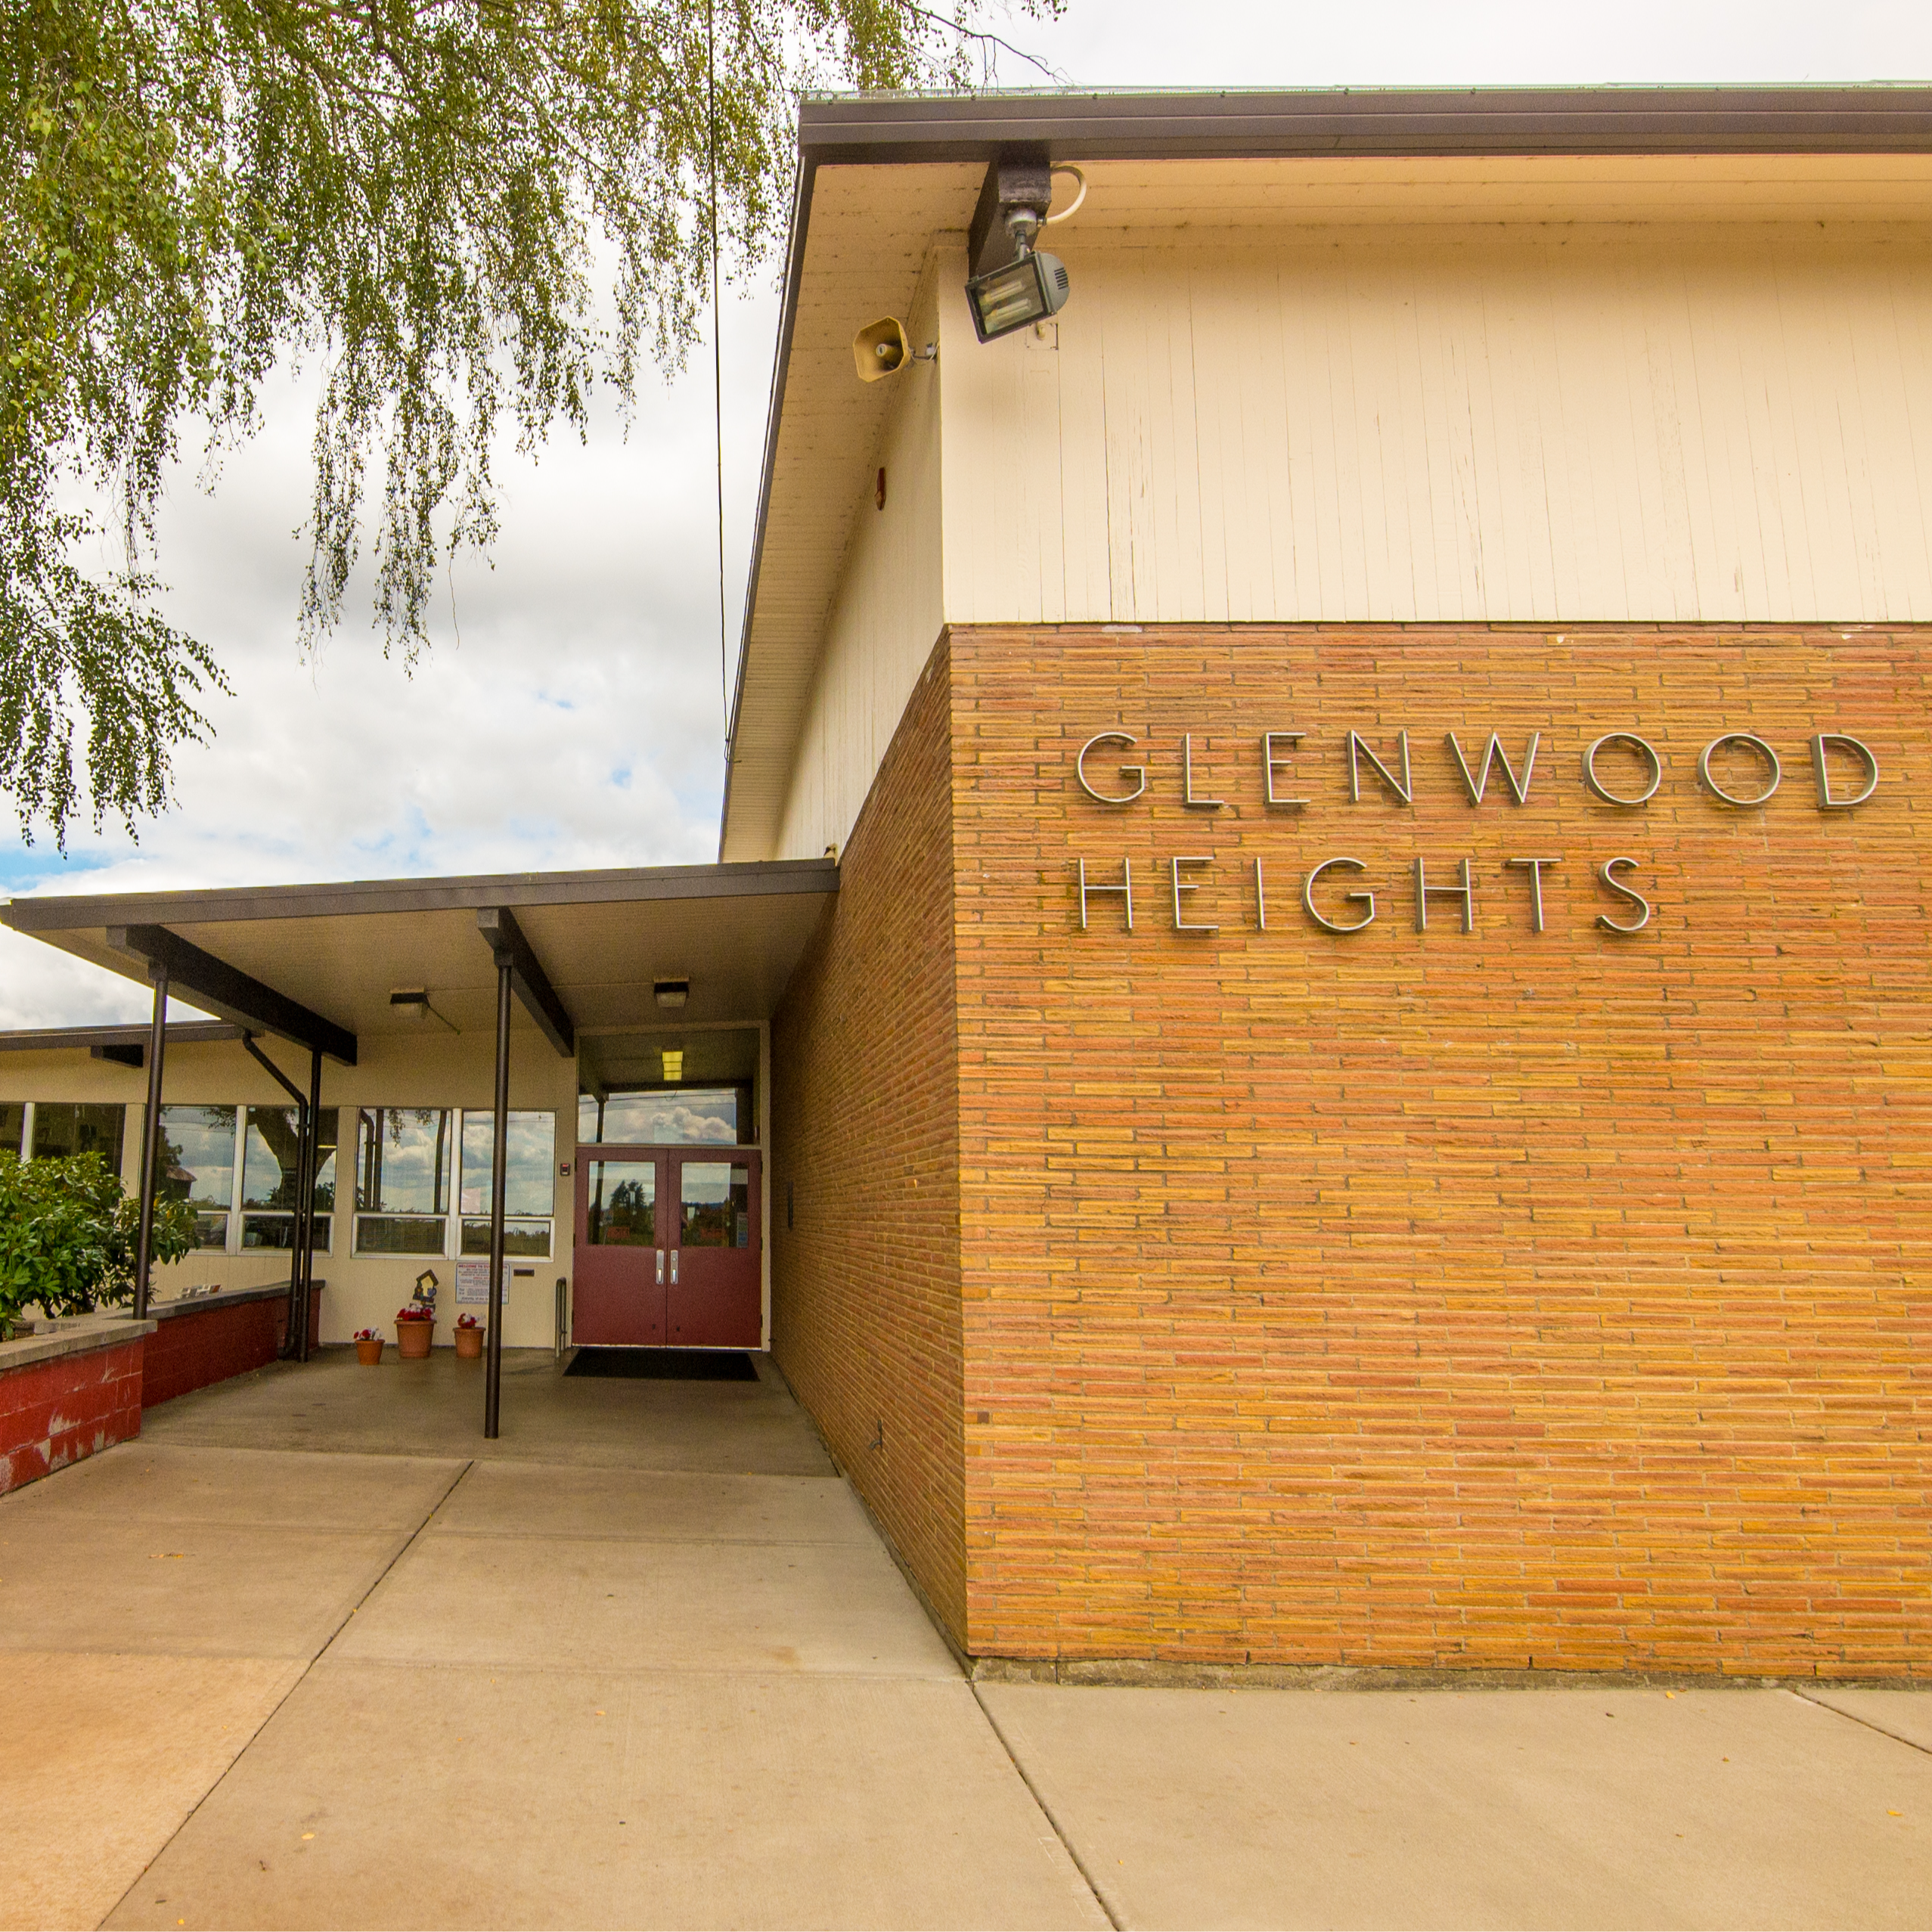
483, 957, 511, 1439
299, 1047, 322, 1363
132, 964, 169, 1320
286, 1097, 310, 1360
241, 1033, 309, 1360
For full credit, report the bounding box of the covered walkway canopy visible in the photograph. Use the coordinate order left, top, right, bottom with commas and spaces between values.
1, 859, 838, 1432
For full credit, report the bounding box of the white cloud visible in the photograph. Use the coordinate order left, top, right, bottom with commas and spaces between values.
1021, 0, 1932, 85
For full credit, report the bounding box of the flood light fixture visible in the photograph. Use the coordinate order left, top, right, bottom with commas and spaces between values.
653, 978, 689, 1009
966, 249, 1070, 343
963, 156, 1082, 344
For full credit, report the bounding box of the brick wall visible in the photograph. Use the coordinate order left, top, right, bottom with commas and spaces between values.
0, 1339, 144, 1495
951, 622, 1932, 1676
771, 639, 969, 1640
143, 1297, 284, 1409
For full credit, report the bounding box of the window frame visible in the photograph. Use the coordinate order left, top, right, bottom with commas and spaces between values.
240, 1105, 338, 1255
348, 1108, 558, 1261
354, 1106, 454, 1258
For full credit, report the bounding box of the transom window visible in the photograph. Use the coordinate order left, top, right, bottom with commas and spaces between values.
577, 1087, 746, 1146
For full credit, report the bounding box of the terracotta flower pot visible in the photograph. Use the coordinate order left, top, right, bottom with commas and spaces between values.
454, 1325, 483, 1360
397, 1319, 433, 1360
355, 1337, 384, 1366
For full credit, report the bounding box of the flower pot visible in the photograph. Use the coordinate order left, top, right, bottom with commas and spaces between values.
396, 1320, 433, 1360
454, 1325, 483, 1360
355, 1337, 384, 1366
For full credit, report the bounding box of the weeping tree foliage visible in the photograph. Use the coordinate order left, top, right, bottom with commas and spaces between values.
1, 0, 1061, 847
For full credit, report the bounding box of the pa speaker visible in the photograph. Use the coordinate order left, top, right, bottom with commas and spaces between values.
852, 316, 910, 383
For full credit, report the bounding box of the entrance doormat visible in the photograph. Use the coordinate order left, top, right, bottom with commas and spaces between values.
566, 1347, 758, 1382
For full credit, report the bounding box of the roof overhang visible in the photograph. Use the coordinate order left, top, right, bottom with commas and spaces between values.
719, 84, 1932, 861
2, 860, 838, 1056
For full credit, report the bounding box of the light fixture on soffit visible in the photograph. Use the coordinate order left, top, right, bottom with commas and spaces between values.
389, 988, 458, 1033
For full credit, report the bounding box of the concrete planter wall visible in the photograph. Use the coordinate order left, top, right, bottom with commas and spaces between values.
0, 1279, 323, 1496
144, 1282, 322, 1409
0, 1319, 154, 1496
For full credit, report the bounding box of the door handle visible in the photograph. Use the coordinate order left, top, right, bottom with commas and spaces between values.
670, 1251, 678, 1285
655, 1248, 664, 1285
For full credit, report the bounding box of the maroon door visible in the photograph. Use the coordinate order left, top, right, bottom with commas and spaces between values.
666, 1150, 761, 1347
572, 1146, 761, 1349
572, 1148, 665, 1346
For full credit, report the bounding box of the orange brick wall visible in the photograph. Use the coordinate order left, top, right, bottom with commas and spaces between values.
771, 640, 969, 1639
950, 622, 1932, 1676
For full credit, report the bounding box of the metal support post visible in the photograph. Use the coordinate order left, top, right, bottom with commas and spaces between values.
484, 957, 511, 1439
132, 963, 169, 1320
299, 1047, 322, 1363
241, 1032, 309, 1360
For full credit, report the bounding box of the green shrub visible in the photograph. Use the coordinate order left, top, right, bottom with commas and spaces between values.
0, 1152, 196, 1326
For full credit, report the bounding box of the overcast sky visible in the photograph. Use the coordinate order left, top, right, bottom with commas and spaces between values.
7, 0, 1932, 1029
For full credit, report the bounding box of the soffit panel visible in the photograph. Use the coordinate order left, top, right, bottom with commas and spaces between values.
721, 162, 982, 861
8, 885, 834, 1044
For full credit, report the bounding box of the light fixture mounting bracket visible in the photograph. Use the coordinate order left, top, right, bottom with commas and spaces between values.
967, 150, 1053, 279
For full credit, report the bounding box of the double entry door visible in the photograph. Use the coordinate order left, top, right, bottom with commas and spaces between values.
572, 1146, 761, 1349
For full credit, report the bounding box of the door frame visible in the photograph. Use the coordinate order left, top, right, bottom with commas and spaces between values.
571, 1142, 763, 1350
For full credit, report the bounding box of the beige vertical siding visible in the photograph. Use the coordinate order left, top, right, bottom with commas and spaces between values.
776, 265, 947, 862
938, 222, 1932, 626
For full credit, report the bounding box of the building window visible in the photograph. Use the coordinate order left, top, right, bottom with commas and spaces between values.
458, 1111, 555, 1258
242, 1106, 337, 1253
0, 1102, 24, 1158
33, 1102, 127, 1175
577, 1087, 746, 1146
355, 1107, 451, 1254
154, 1104, 237, 1249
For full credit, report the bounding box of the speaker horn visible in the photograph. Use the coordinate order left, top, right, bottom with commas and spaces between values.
853, 316, 910, 383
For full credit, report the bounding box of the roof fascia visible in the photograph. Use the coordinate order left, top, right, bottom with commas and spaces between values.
0, 1022, 240, 1054
719, 150, 818, 858
1, 857, 839, 935
794, 85, 1932, 161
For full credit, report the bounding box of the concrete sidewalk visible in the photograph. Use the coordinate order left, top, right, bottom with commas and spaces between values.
0, 1349, 1925, 1929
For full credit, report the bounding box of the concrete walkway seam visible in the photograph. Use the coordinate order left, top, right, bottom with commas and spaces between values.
99, 1455, 476, 1930
1791, 1687, 1932, 1759
969, 1680, 1123, 1932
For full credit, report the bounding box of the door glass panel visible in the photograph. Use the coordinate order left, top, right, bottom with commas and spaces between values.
586, 1161, 656, 1245
681, 1163, 750, 1248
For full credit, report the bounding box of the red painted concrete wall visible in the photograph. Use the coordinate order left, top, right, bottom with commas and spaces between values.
0, 1340, 144, 1496
143, 1300, 281, 1409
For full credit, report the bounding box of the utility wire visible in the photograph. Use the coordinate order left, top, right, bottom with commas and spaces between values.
708, 0, 727, 737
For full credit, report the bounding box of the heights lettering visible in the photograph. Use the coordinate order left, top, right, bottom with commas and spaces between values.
1069, 727, 1881, 938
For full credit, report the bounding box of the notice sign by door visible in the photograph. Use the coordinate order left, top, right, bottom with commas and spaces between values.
455, 1260, 505, 1305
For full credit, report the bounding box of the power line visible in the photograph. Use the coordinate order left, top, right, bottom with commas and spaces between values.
708, 0, 727, 736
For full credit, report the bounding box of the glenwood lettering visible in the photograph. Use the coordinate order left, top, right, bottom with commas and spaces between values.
1070, 726, 1881, 937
